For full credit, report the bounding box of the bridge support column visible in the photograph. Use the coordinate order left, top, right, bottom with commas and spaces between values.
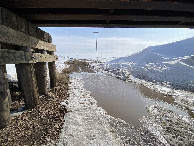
15, 63, 39, 109
35, 62, 48, 95
15, 65, 22, 90
48, 51, 57, 88
0, 65, 11, 129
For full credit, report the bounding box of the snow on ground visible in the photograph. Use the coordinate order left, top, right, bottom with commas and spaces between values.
105, 67, 194, 112
56, 56, 69, 73
91, 62, 194, 113
57, 77, 122, 146
140, 104, 194, 145
96, 37, 194, 113
6, 64, 17, 81
126, 74, 194, 112
57, 75, 194, 145
57, 76, 154, 145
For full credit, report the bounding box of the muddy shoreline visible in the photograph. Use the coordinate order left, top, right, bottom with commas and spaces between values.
91, 63, 194, 114
59, 60, 193, 145
59, 75, 194, 145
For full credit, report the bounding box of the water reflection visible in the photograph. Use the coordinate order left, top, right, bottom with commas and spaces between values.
72, 73, 190, 128
139, 85, 175, 104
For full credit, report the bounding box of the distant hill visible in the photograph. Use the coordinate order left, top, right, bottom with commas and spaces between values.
110, 37, 194, 64
107, 37, 194, 92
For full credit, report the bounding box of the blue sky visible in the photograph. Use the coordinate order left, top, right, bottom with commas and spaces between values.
41, 27, 194, 59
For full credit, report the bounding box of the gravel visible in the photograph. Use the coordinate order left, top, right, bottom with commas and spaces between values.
0, 75, 69, 145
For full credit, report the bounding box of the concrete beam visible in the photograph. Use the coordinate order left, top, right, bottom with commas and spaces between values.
0, 7, 52, 42
35, 23, 191, 28
23, 14, 194, 22
2, 0, 194, 13
0, 49, 57, 65
0, 24, 56, 51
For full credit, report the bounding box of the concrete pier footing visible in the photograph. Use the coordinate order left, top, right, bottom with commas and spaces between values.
35, 62, 48, 95
0, 65, 11, 129
15, 64, 39, 109
48, 51, 57, 88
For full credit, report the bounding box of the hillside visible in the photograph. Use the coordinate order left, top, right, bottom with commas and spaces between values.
107, 37, 194, 92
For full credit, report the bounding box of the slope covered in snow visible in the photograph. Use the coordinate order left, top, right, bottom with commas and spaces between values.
107, 37, 194, 92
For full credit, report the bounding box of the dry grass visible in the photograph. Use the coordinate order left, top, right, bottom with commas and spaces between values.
64, 60, 94, 73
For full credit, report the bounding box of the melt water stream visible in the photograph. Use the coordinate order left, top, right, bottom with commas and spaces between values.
71, 73, 192, 128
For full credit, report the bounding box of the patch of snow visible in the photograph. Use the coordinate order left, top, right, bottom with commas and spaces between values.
140, 104, 194, 146
57, 76, 193, 145
56, 56, 69, 73
58, 77, 123, 145
6, 64, 17, 81
91, 62, 194, 113
94, 37, 194, 112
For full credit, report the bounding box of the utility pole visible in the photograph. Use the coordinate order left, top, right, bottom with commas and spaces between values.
93, 32, 98, 62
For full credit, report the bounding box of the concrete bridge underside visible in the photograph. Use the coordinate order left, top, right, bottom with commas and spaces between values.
1, 0, 194, 28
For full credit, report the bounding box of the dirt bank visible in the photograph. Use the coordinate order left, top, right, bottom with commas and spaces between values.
63, 60, 94, 73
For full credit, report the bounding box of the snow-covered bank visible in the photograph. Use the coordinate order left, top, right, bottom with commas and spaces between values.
58, 75, 194, 145
56, 56, 69, 73
91, 62, 194, 113
98, 37, 194, 112
125, 74, 194, 112
58, 77, 122, 145
140, 104, 194, 145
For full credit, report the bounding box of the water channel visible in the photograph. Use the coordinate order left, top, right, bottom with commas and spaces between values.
72, 73, 192, 128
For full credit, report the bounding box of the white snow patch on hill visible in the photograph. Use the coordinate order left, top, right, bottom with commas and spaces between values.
107, 37, 194, 92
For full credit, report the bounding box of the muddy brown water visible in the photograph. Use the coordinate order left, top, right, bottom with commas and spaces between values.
72, 73, 191, 128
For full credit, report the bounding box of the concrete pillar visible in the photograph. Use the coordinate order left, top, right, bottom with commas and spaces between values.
35, 62, 47, 95
15, 64, 22, 90
15, 63, 39, 109
0, 65, 11, 129
48, 51, 57, 88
